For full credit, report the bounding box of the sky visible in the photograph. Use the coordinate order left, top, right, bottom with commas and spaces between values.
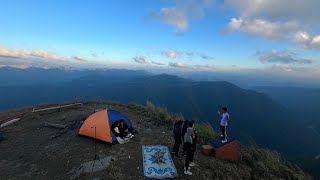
0, 0, 320, 80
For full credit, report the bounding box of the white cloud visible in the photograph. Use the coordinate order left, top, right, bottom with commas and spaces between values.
269, 64, 293, 72
294, 31, 320, 48
74, 56, 88, 62
225, 0, 320, 23
164, 50, 178, 58
224, 0, 320, 48
159, 7, 188, 30
133, 55, 148, 64
147, 0, 215, 32
194, 64, 216, 70
227, 18, 299, 40
151, 61, 165, 66
168, 61, 188, 68
0, 64, 32, 69
0, 45, 65, 61
256, 50, 313, 65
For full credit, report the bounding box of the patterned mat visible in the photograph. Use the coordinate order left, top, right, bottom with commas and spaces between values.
142, 145, 177, 179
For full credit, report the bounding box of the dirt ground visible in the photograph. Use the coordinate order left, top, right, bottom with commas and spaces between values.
0, 103, 252, 180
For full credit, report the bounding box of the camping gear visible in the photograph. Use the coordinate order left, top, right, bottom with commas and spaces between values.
142, 145, 177, 179
78, 109, 133, 143
208, 136, 238, 161
201, 144, 213, 156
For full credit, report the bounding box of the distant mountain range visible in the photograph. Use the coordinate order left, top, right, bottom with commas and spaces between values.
253, 86, 320, 176
1, 67, 320, 161
254, 86, 320, 136
0, 66, 149, 86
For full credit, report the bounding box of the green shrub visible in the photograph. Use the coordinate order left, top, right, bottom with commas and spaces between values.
196, 122, 218, 141
146, 101, 156, 112
127, 102, 145, 111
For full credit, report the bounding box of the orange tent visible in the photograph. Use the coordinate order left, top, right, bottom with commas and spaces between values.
79, 109, 133, 143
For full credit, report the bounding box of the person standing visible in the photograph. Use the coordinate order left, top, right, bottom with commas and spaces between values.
189, 121, 198, 167
183, 121, 194, 175
181, 120, 189, 156
172, 120, 183, 158
218, 107, 230, 143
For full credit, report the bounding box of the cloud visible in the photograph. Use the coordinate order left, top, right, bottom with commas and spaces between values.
74, 56, 88, 62
157, 7, 188, 30
163, 50, 179, 58
200, 53, 214, 60
0, 45, 65, 61
225, 0, 320, 23
151, 61, 165, 66
91, 53, 98, 58
168, 61, 188, 68
294, 31, 320, 48
269, 64, 293, 72
186, 52, 194, 57
256, 50, 313, 65
0, 64, 32, 69
133, 55, 148, 64
227, 18, 299, 40
147, 0, 215, 32
224, 0, 320, 48
194, 64, 216, 70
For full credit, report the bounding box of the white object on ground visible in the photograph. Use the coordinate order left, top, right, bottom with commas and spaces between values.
1, 118, 21, 128
116, 137, 125, 144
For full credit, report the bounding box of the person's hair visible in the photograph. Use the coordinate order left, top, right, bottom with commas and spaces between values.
119, 119, 125, 123
188, 121, 195, 127
183, 120, 189, 127
177, 120, 183, 125
222, 107, 228, 112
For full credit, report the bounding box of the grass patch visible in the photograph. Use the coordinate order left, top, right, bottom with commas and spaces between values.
241, 145, 306, 179
195, 122, 218, 141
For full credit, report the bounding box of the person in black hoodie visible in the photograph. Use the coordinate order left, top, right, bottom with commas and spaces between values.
181, 120, 189, 156
189, 121, 197, 167
172, 120, 183, 158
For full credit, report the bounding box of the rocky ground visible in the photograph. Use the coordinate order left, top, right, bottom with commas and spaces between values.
0, 102, 307, 180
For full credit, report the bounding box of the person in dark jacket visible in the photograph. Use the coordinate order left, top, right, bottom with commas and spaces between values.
172, 120, 183, 158
181, 120, 190, 156
111, 119, 134, 141
183, 121, 194, 175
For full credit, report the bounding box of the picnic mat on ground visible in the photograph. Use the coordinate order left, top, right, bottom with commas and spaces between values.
142, 145, 177, 179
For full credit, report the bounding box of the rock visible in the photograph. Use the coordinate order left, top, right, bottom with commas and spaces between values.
145, 128, 152, 133
69, 156, 113, 179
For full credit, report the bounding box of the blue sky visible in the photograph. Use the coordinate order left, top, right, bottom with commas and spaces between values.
0, 0, 320, 79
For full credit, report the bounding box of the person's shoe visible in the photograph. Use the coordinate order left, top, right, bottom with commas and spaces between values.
184, 167, 192, 175
189, 162, 195, 166
221, 139, 227, 143
129, 134, 134, 138
174, 154, 180, 159
220, 134, 224, 137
